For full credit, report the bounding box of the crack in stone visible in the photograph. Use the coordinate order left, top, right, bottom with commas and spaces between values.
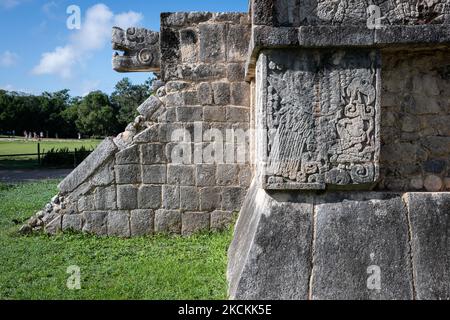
401, 193, 418, 300
307, 197, 317, 300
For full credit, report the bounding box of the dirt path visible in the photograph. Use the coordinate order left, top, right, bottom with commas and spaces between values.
0, 169, 72, 183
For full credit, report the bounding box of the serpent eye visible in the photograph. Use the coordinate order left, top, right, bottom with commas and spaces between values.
138, 49, 153, 64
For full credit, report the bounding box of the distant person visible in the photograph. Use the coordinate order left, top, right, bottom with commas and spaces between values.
40, 132, 44, 140
78, 133, 81, 140
55, 133, 58, 139
24, 130, 28, 139
12, 130, 15, 137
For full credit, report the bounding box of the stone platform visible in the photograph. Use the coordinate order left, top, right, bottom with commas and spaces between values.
228, 179, 449, 300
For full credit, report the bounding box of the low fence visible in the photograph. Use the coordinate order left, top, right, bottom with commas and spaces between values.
0, 143, 92, 168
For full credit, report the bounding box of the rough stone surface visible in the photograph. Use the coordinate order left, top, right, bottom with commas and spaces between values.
82, 211, 108, 236
312, 194, 413, 300
138, 185, 162, 209
405, 193, 450, 300
130, 210, 154, 236
117, 185, 138, 210
62, 214, 83, 232
228, 181, 314, 300
181, 212, 210, 236
257, 49, 381, 190
155, 209, 182, 234
210, 210, 234, 231
107, 211, 130, 238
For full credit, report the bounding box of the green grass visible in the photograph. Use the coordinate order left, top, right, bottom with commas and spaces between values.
0, 138, 101, 156
0, 138, 101, 169
0, 181, 233, 300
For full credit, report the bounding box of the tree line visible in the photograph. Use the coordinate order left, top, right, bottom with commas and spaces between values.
0, 77, 153, 139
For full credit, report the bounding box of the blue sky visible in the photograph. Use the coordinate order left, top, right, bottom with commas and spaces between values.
0, 0, 248, 96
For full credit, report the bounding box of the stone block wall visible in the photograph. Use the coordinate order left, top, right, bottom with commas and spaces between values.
26, 12, 253, 237
379, 49, 450, 192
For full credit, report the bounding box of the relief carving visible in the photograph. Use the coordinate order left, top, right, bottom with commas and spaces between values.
261, 49, 380, 190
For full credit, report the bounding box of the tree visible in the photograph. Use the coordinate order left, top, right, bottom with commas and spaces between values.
75, 91, 118, 137
110, 77, 153, 128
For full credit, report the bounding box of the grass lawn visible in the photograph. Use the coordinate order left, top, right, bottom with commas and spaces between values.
0, 138, 102, 170
0, 181, 232, 300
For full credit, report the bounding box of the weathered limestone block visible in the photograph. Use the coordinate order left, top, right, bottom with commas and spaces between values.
200, 187, 222, 211
62, 214, 83, 232
167, 164, 195, 186
155, 209, 182, 234
227, 24, 251, 62
90, 161, 115, 186
130, 210, 155, 236
181, 212, 210, 236
82, 211, 108, 235
107, 211, 130, 238
138, 185, 162, 210
197, 82, 213, 105
228, 180, 314, 300
222, 187, 247, 212
404, 193, 450, 300
142, 164, 167, 184
210, 210, 234, 231
196, 164, 216, 187
230, 82, 251, 107
199, 24, 226, 63
180, 186, 199, 211
58, 138, 118, 194
256, 49, 381, 190
212, 82, 231, 105
217, 164, 240, 186
140, 144, 166, 164
117, 185, 138, 210
115, 145, 139, 164
162, 185, 180, 210
311, 194, 414, 300
227, 63, 245, 82
94, 185, 117, 211
115, 164, 141, 185
176, 106, 203, 122
44, 216, 62, 235
78, 194, 95, 212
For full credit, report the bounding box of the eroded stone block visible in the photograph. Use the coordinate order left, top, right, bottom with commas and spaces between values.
155, 209, 182, 234
405, 193, 450, 300
131, 210, 154, 236
117, 185, 138, 210
311, 194, 414, 300
138, 185, 161, 209
83, 211, 108, 235
107, 211, 130, 238
62, 214, 83, 232
181, 212, 210, 236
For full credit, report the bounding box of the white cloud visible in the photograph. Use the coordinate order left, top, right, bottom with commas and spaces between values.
114, 11, 143, 30
32, 46, 75, 78
32, 4, 143, 79
0, 51, 19, 67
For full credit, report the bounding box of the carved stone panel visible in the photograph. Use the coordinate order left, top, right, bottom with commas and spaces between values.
257, 49, 381, 190
252, 0, 450, 26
